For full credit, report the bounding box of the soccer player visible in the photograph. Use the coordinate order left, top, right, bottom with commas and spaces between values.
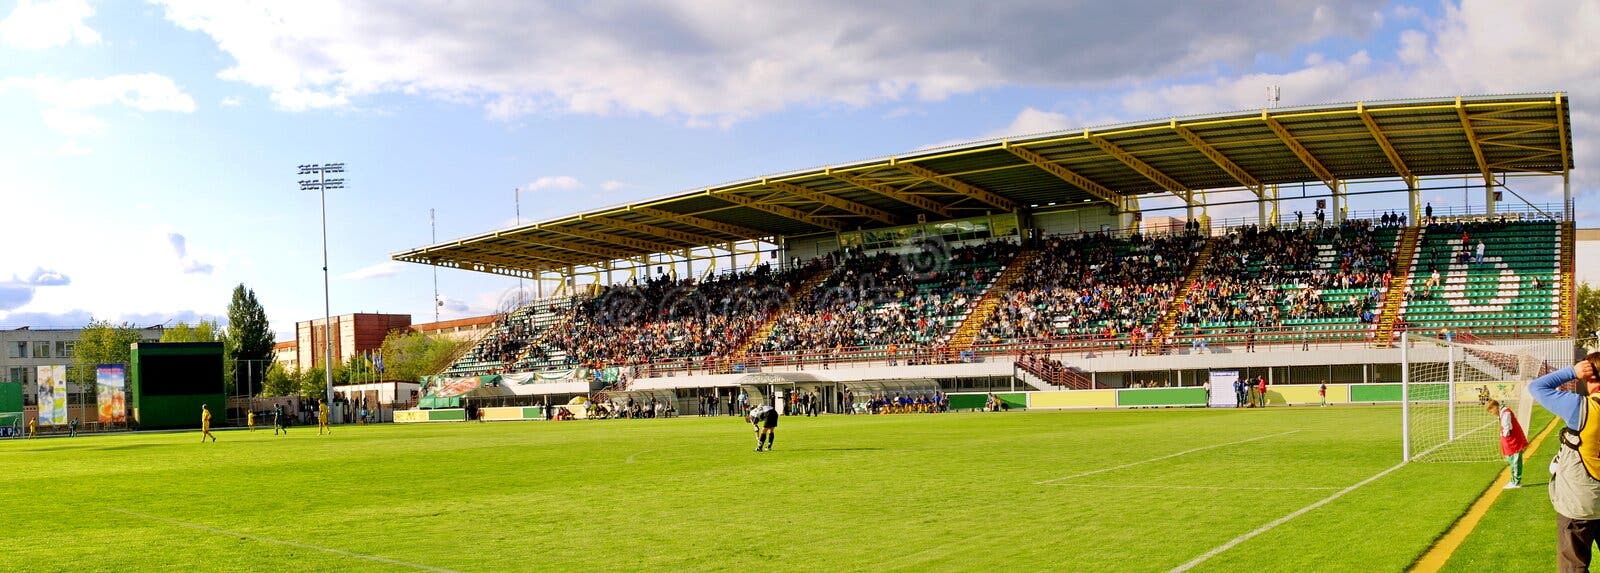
200, 404, 216, 443
1319, 381, 1328, 407
749, 403, 778, 452
247, 410, 255, 432
273, 404, 287, 435
1485, 399, 1527, 489
317, 400, 331, 435
27, 417, 36, 439
1528, 352, 1600, 570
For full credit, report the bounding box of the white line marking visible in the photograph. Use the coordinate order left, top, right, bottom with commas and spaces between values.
1045, 483, 1340, 491
625, 449, 652, 464
1168, 421, 1487, 572
111, 508, 461, 573
1034, 430, 1301, 485
1167, 460, 1406, 573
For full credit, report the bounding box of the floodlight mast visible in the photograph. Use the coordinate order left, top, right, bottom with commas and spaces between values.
299, 163, 345, 412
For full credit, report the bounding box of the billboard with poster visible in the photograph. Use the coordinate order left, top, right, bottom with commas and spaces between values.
36, 365, 66, 425
1208, 370, 1240, 408
96, 364, 127, 424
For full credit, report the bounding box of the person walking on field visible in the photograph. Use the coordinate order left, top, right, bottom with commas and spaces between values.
1319, 381, 1328, 407
247, 410, 255, 432
1486, 399, 1528, 489
318, 400, 331, 436
1528, 353, 1600, 570
1256, 376, 1269, 408
273, 404, 287, 435
200, 404, 217, 443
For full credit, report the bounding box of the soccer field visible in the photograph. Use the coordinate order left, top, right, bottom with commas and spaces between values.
0, 407, 1534, 572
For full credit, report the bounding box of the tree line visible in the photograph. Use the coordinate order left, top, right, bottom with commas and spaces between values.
71, 283, 470, 400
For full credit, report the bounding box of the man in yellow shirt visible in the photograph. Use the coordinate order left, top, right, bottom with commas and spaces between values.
27, 417, 36, 438
247, 410, 255, 432
318, 401, 330, 435
200, 404, 216, 443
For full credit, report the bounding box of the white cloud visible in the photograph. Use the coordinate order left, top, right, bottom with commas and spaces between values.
1115, 0, 1600, 205
219, 96, 242, 107
166, 231, 214, 275
0, 74, 197, 136
0, 0, 100, 50
40, 108, 104, 135
54, 140, 91, 156
150, 0, 1383, 124
528, 175, 582, 191
599, 180, 628, 192
339, 261, 406, 281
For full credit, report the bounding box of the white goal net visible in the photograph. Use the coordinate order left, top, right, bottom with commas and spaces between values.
1401, 333, 1572, 463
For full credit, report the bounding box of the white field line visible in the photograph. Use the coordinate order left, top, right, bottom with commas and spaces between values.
1167, 460, 1407, 573
625, 449, 653, 464
1167, 424, 1485, 573
110, 508, 462, 573
1106, 419, 1498, 571
1034, 430, 1301, 485
1045, 483, 1340, 491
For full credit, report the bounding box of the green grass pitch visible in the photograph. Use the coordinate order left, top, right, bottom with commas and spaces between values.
0, 407, 1543, 571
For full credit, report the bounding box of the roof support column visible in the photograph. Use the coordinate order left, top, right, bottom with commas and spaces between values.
1332, 182, 1344, 224
1480, 182, 1497, 215
1409, 185, 1421, 225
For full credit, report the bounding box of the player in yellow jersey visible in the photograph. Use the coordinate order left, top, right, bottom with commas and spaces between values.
318, 401, 330, 435
200, 404, 216, 443
247, 410, 255, 432
27, 417, 36, 438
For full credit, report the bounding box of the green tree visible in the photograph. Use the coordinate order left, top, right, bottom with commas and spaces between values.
1579, 281, 1599, 352
297, 366, 328, 400
71, 320, 145, 390
261, 363, 297, 397
378, 330, 473, 382
226, 284, 274, 396
158, 320, 223, 343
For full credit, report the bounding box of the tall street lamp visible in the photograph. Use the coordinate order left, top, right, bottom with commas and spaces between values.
299, 163, 344, 412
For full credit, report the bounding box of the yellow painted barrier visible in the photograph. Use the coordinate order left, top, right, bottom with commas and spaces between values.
1266, 385, 1325, 405
480, 406, 527, 421
393, 410, 428, 423
1028, 390, 1116, 409
1454, 381, 1520, 404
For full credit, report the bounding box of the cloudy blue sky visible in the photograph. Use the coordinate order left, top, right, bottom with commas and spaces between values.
0, 0, 1595, 339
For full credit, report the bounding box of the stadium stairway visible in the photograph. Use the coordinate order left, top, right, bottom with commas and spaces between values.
1560, 221, 1575, 336
945, 249, 1037, 353
1373, 225, 1422, 348
727, 264, 835, 363
508, 304, 577, 368
1154, 235, 1218, 350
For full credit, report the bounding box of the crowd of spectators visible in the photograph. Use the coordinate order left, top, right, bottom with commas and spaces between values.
533, 260, 825, 369
977, 231, 1200, 345
1178, 221, 1390, 329
756, 241, 1019, 354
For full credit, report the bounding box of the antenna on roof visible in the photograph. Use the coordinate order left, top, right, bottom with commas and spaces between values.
1266, 85, 1281, 109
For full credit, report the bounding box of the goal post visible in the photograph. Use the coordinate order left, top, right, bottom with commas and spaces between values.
1401, 333, 1568, 463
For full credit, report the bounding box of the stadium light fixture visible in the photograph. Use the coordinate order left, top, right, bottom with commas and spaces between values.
299, 162, 345, 413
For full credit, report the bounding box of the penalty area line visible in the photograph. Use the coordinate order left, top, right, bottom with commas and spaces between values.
1034, 430, 1301, 485
110, 508, 462, 573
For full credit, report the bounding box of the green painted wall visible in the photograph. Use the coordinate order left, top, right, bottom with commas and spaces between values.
0, 382, 22, 413
130, 343, 227, 429
1117, 387, 1208, 407
1347, 383, 1448, 402
947, 393, 1026, 411
429, 409, 467, 421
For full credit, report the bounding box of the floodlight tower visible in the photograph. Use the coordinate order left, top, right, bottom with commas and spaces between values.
299, 163, 345, 411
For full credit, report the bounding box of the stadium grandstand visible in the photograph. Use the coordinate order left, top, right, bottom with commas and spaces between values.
393, 94, 1578, 411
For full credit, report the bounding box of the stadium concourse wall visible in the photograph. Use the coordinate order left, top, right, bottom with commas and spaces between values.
949, 381, 1517, 411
